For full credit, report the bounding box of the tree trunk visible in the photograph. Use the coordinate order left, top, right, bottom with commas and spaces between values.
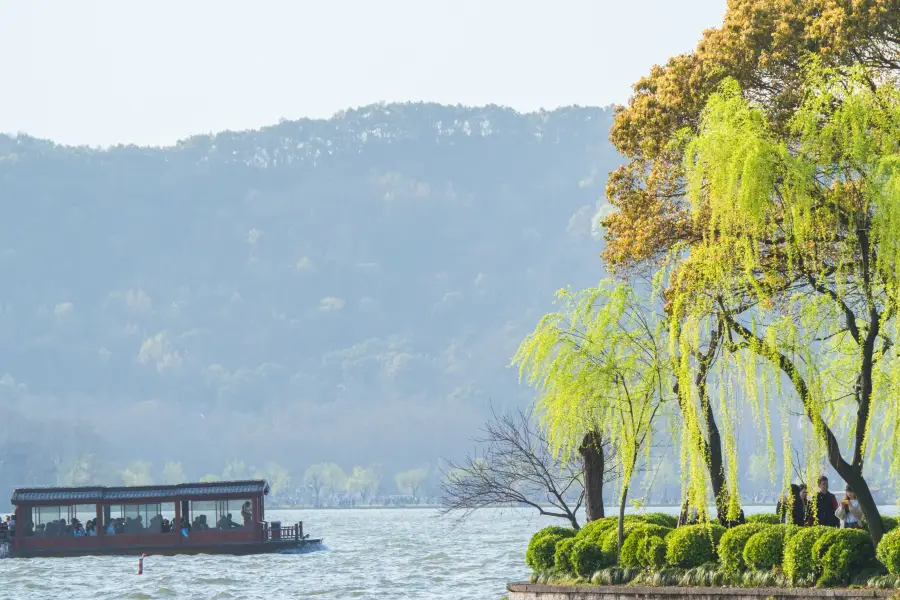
684, 320, 728, 519
617, 482, 629, 561
580, 430, 605, 521
831, 438, 885, 543
726, 314, 886, 543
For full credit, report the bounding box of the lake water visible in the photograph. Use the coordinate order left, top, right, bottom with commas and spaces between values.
1, 505, 896, 599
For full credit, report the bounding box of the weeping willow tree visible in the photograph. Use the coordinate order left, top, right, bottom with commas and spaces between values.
513, 282, 672, 554
666, 312, 744, 524
667, 62, 900, 543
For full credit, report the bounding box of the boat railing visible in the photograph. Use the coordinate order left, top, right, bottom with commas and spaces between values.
261, 521, 304, 542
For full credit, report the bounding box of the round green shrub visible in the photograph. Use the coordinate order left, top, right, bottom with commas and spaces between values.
527, 532, 569, 571
638, 535, 668, 571
718, 522, 770, 572
883, 517, 898, 533
600, 526, 624, 563
554, 537, 577, 573
745, 513, 781, 525
576, 517, 618, 542
533, 525, 577, 540
639, 512, 678, 528
876, 527, 900, 575
620, 524, 673, 568
811, 528, 876, 586
570, 538, 610, 578
783, 525, 831, 583
743, 524, 798, 571
665, 523, 727, 569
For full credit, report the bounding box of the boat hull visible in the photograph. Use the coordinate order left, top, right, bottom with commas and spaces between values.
10, 538, 322, 558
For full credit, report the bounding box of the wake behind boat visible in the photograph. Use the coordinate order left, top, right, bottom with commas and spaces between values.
1, 479, 321, 558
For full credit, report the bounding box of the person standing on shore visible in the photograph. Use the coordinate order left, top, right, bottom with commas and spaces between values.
836, 486, 864, 529
814, 476, 840, 527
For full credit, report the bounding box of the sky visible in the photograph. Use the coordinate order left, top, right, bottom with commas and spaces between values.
0, 0, 727, 147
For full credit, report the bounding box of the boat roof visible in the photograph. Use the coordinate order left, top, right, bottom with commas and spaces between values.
11, 480, 270, 505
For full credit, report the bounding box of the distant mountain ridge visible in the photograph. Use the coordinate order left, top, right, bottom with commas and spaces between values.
0, 103, 617, 495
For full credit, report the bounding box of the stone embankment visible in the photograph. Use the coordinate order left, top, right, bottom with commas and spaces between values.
507, 584, 895, 600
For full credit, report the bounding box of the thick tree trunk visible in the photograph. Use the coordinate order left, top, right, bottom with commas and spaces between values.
831, 436, 885, 543
580, 430, 605, 521
697, 322, 726, 508
726, 314, 886, 544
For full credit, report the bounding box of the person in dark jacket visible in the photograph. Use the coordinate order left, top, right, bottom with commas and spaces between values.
777, 484, 805, 526
813, 475, 840, 527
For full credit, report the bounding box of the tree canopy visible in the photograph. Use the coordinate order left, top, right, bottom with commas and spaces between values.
513, 282, 671, 543
596, 0, 900, 543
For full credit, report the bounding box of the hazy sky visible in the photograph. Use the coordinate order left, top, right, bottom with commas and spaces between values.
0, 0, 726, 147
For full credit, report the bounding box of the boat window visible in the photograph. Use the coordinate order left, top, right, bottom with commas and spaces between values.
28, 505, 98, 538
104, 503, 175, 534
189, 501, 216, 531
215, 499, 253, 529
189, 499, 253, 530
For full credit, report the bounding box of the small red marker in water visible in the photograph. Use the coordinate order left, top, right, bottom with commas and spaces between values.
138, 553, 146, 575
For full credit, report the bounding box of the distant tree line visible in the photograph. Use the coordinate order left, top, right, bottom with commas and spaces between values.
3, 455, 439, 509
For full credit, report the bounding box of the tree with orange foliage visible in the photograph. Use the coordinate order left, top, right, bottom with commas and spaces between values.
600, 1, 900, 543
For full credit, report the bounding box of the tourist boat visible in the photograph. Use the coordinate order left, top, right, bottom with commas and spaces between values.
2, 479, 321, 558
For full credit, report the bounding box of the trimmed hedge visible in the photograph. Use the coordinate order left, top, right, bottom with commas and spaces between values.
533, 525, 576, 539
783, 525, 831, 583
526, 526, 576, 571
718, 522, 770, 572
554, 537, 577, 572
620, 524, 673, 568
665, 523, 727, 568
570, 537, 609, 578
575, 517, 618, 542
745, 513, 781, 525
600, 524, 641, 564
564, 515, 671, 578
527, 532, 569, 571
638, 535, 668, 571
639, 512, 678, 528
526, 513, 889, 589
811, 528, 876, 586
743, 524, 798, 571
877, 527, 900, 575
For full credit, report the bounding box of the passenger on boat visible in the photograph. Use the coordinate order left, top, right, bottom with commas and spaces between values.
73, 519, 86, 537
192, 515, 210, 531
149, 514, 164, 533
241, 502, 252, 527
217, 513, 240, 529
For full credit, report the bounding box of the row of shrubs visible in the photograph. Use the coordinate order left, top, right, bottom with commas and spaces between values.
526, 512, 900, 588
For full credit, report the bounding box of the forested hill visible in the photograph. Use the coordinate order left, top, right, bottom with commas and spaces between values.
0, 103, 617, 490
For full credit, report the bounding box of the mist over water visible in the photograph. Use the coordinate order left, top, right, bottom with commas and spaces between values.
2, 506, 897, 599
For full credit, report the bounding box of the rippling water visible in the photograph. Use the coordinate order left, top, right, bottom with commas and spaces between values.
2, 505, 896, 599
0, 507, 555, 600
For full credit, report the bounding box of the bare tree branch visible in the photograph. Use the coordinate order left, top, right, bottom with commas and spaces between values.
439, 406, 617, 529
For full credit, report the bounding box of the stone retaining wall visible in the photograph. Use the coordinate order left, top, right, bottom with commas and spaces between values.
506, 583, 895, 600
